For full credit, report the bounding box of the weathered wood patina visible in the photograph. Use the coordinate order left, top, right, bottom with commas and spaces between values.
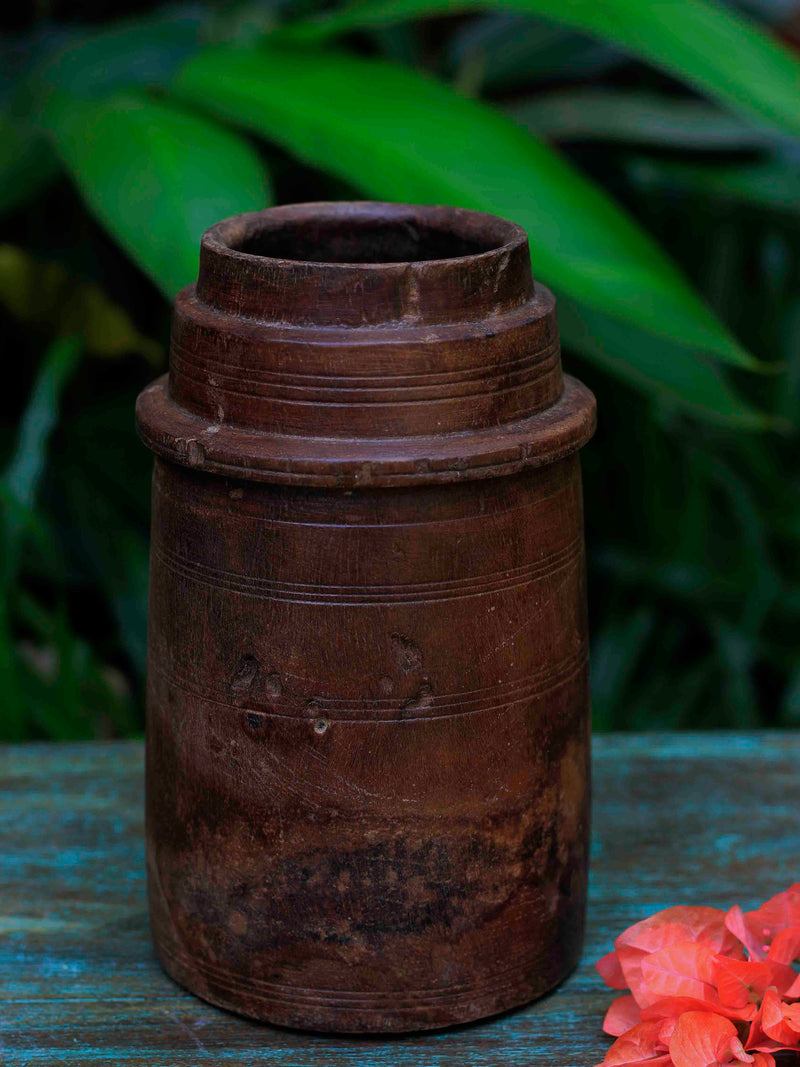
136, 202, 596, 1031
1, 732, 797, 1063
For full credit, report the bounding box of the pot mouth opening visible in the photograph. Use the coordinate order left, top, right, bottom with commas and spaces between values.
205, 202, 524, 267
234, 218, 497, 264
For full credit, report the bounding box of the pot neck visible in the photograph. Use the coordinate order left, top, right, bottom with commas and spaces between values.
136, 202, 596, 487
195, 201, 534, 328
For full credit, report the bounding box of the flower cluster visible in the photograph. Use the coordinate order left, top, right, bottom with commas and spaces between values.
596, 884, 800, 1067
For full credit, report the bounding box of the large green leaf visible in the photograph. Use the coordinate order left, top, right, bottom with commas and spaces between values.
446, 13, 624, 91
282, 0, 800, 141
4, 336, 83, 515
0, 111, 61, 216
27, 10, 207, 105
45, 388, 154, 677
510, 90, 781, 150
556, 298, 771, 429
45, 92, 272, 296
171, 46, 760, 391
0, 335, 83, 740
626, 154, 800, 216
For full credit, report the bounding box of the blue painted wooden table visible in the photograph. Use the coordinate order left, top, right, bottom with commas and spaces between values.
1, 732, 797, 1065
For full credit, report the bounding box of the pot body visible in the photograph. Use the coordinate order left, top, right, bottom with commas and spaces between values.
137, 202, 595, 1032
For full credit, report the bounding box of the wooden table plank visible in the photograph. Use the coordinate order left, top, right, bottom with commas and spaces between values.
1, 733, 798, 1065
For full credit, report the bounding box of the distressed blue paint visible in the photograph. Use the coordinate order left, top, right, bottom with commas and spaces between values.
1, 733, 798, 1065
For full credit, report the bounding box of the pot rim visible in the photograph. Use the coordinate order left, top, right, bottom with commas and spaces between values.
194, 201, 535, 328
201, 200, 527, 270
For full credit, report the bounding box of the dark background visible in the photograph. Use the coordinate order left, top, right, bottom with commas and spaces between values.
2, 0, 799, 739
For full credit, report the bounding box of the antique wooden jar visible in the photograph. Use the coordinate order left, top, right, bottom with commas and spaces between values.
136, 201, 596, 1033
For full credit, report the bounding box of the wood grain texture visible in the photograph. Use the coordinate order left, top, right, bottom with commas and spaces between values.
136, 201, 597, 1031
1, 732, 798, 1063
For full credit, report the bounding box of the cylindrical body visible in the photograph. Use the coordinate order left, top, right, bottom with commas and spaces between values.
137, 202, 596, 1033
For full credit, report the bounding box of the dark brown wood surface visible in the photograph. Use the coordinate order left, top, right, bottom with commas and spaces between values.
2, 732, 797, 1064
137, 202, 596, 1031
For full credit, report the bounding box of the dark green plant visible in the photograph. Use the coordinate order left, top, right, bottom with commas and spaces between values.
1, 0, 798, 737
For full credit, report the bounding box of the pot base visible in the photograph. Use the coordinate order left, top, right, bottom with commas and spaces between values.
152, 932, 582, 1033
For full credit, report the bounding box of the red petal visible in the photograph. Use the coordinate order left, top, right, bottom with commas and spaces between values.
766, 925, 800, 966
759, 987, 800, 1048
762, 987, 785, 1035
749, 1038, 800, 1054
657, 1015, 678, 1043
726, 905, 768, 962
604, 995, 642, 1036
618, 908, 745, 1001
747, 885, 800, 941
600, 1020, 671, 1066
746, 991, 770, 1050
746, 995, 799, 1054
751, 1055, 775, 1067
598, 950, 630, 990
643, 996, 755, 1024
619, 907, 744, 955
714, 955, 798, 1006
669, 1011, 739, 1067
638, 942, 719, 1008
728, 1036, 754, 1063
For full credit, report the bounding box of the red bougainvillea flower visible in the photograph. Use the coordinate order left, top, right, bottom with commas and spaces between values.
596, 887, 800, 1067
750, 885, 800, 938
599, 1019, 672, 1066
604, 994, 644, 1036
761, 988, 800, 1046
598, 907, 746, 1007
746, 987, 800, 1052
638, 943, 722, 1008
767, 924, 800, 972
714, 956, 797, 1009
668, 1012, 753, 1067
725, 885, 800, 962
642, 997, 756, 1026
726, 907, 770, 963
598, 948, 630, 991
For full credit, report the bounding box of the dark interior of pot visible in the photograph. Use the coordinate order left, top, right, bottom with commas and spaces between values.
234, 217, 499, 264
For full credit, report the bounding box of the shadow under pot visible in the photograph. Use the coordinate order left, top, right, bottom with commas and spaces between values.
136, 200, 596, 1034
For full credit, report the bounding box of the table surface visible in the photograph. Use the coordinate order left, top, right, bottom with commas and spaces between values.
1, 732, 797, 1066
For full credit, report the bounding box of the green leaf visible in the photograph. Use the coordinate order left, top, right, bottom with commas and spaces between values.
171, 46, 760, 384
0, 335, 82, 741
510, 89, 781, 150
626, 154, 800, 216
447, 14, 624, 91
590, 606, 654, 732
57, 467, 150, 675
4, 336, 83, 514
27, 10, 207, 105
45, 91, 272, 296
14, 591, 139, 739
282, 0, 800, 141
558, 298, 772, 429
0, 111, 61, 216
784, 665, 800, 724
0, 244, 162, 362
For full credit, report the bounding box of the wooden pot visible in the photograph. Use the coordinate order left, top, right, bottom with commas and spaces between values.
136, 201, 596, 1033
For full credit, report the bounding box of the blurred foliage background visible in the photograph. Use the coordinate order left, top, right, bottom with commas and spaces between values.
1, 0, 799, 739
